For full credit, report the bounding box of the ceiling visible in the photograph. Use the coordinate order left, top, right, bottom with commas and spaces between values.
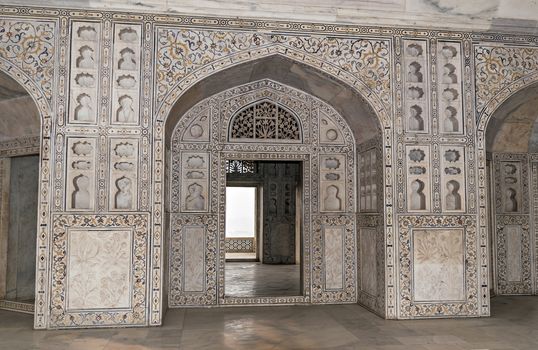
2, 0, 538, 34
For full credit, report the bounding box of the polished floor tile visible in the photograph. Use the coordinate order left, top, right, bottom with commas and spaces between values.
224, 262, 301, 297
0, 296, 537, 349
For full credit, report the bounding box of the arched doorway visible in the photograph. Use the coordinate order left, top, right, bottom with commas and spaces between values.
163, 56, 385, 312
0, 70, 41, 314
483, 82, 538, 299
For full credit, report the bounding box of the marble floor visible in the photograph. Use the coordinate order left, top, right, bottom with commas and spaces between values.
0, 296, 537, 349
225, 262, 301, 297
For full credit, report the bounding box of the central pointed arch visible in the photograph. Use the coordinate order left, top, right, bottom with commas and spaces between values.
157, 52, 389, 318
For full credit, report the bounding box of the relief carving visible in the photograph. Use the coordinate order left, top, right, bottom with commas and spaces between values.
440, 146, 466, 212
413, 229, 465, 301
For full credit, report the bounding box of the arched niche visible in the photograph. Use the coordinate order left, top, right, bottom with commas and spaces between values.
165, 75, 385, 313
0, 69, 43, 316
482, 82, 538, 298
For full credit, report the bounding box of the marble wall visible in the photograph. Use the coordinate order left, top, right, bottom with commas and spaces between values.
0, 4, 537, 329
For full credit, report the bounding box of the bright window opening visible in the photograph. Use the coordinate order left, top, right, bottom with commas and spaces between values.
225, 187, 256, 238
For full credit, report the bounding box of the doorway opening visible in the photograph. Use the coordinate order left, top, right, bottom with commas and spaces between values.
224, 160, 302, 298
225, 186, 257, 261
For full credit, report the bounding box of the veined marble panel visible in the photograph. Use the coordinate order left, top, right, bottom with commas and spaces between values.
324, 226, 344, 290
183, 226, 205, 292
505, 225, 522, 282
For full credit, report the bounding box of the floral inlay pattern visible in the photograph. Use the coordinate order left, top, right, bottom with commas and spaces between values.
156, 29, 391, 106
0, 19, 55, 99
475, 46, 538, 112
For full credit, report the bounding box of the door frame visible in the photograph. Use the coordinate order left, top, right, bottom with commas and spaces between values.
218, 152, 309, 305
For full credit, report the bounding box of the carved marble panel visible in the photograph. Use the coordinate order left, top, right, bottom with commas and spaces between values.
312, 215, 355, 303
67, 229, 132, 310
412, 229, 465, 302
109, 138, 139, 211
69, 22, 101, 124
169, 214, 217, 306
50, 214, 148, 328
111, 24, 141, 125
437, 41, 464, 134
440, 146, 466, 212
406, 146, 431, 212
66, 137, 97, 211
399, 215, 478, 318
403, 40, 429, 134
495, 160, 524, 214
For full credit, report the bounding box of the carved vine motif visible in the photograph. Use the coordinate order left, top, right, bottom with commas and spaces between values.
156, 29, 391, 105
0, 19, 55, 99
475, 46, 538, 112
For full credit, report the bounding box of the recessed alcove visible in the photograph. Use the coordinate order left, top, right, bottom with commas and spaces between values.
485, 82, 538, 299
0, 70, 41, 314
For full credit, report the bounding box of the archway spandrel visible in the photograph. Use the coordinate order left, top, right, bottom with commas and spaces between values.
0, 19, 55, 101
155, 27, 392, 125
475, 45, 538, 120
